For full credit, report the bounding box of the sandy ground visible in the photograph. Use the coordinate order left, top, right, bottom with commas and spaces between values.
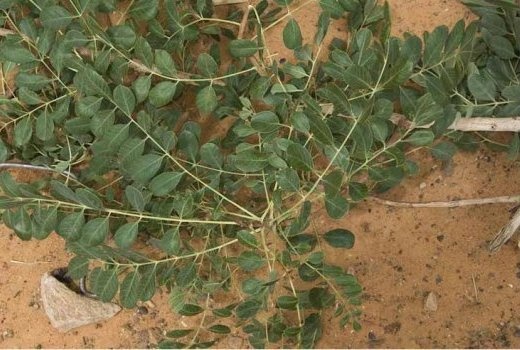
1, 0, 520, 348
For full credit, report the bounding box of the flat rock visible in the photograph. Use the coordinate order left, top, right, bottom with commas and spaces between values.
424, 292, 438, 312
40, 272, 121, 332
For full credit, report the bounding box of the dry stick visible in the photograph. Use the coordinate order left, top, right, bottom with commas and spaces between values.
488, 206, 520, 252
471, 274, 479, 302
449, 117, 520, 132
370, 195, 520, 208
389, 113, 520, 132
371, 196, 520, 252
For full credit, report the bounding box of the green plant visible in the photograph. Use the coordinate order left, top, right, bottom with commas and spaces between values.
0, 0, 519, 347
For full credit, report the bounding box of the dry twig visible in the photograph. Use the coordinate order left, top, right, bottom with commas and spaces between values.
488, 205, 520, 252
370, 195, 520, 208
388, 113, 520, 132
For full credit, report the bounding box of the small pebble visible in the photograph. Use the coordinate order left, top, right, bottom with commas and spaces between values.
419, 182, 427, 190
424, 292, 438, 312
1, 329, 14, 339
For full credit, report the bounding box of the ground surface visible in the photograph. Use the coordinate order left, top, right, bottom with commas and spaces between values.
1, 0, 520, 348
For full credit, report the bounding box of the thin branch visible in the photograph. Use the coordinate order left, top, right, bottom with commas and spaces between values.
6, 196, 240, 226
370, 195, 520, 208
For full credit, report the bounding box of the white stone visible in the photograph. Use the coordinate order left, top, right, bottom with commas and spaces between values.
40, 272, 121, 332
424, 292, 438, 312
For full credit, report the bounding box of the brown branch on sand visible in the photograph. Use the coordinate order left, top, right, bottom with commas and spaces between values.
388, 113, 520, 132
449, 117, 520, 132
370, 195, 520, 208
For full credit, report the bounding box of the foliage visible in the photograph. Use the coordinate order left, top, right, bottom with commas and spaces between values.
0, 0, 519, 347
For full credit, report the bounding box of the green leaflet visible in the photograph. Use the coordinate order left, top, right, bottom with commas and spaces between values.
149, 172, 184, 196
119, 271, 140, 308
76, 188, 104, 209
200, 143, 224, 169
125, 186, 147, 212
237, 230, 259, 248
0, 139, 9, 162
13, 117, 33, 148
283, 19, 303, 50
114, 222, 139, 249
323, 229, 355, 248
107, 25, 137, 49
134, 37, 153, 68
197, 53, 218, 77
79, 218, 109, 246
251, 111, 280, 133
229, 39, 259, 57
75, 67, 111, 97
237, 251, 266, 271
130, 0, 159, 20
196, 86, 218, 113
149, 82, 177, 107
113, 85, 136, 115
57, 212, 84, 241
132, 75, 152, 103
40, 6, 74, 30
286, 143, 313, 171
32, 206, 57, 240
15, 73, 52, 91
0, 44, 36, 64
67, 256, 89, 279
124, 154, 164, 183
90, 267, 119, 302
155, 50, 176, 76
